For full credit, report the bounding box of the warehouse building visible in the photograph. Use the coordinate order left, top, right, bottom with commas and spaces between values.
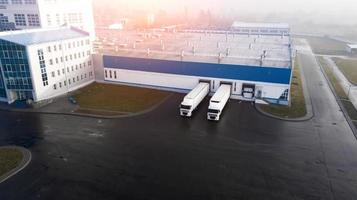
231, 22, 290, 36
94, 28, 293, 105
0, 27, 94, 104
347, 44, 357, 54
0, 0, 95, 39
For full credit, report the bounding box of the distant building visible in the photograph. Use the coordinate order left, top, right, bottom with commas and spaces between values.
0, 0, 95, 39
347, 44, 357, 54
231, 22, 290, 36
0, 27, 94, 104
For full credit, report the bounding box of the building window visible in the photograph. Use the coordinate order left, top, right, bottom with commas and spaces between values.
0, 0, 9, 4
17, 51, 23, 58
55, 58, 58, 64
27, 14, 40, 26
14, 14, 26, 26
114, 71, 117, 79
57, 70, 60, 76
62, 68, 65, 74
46, 14, 51, 26
59, 82, 62, 88
47, 46, 51, 52
49, 59, 53, 65
38, 49, 48, 86
104, 70, 107, 78
58, 44, 62, 50
53, 84, 57, 90
51, 71, 55, 77
109, 70, 112, 78
53, 45, 57, 51
11, 0, 22, 4
24, 0, 36, 4
3, 50, 9, 58
19, 64, 25, 71
55, 13, 60, 25
280, 89, 289, 100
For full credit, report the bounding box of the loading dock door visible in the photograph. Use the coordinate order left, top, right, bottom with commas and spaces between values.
242, 84, 255, 99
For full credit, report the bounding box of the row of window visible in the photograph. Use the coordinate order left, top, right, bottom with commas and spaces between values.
48, 52, 91, 66
2, 50, 23, 59
47, 40, 90, 53
46, 12, 83, 27
50, 61, 92, 78
14, 14, 40, 26
104, 69, 118, 79
0, 0, 36, 5
53, 72, 93, 90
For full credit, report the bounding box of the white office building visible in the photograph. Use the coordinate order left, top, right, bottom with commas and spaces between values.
0, 0, 95, 39
0, 27, 94, 104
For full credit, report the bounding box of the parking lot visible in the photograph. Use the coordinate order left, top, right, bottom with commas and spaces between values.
0, 85, 357, 199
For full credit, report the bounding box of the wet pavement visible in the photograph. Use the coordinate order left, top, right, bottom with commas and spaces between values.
0, 52, 357, 200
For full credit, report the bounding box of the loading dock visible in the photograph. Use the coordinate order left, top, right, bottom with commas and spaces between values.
242, 84, 256, 99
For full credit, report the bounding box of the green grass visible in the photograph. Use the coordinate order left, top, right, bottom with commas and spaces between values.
319, 57, 348, 99
74, 83, 171, 114
260, 58, 307, 118
332, 58, 357, 85
301, 36, 347, 55
0, 149, 23, 177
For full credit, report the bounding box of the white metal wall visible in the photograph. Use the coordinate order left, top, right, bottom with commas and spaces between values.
103, 67, 289, 102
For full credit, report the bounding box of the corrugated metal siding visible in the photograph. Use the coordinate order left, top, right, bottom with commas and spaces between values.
103, 55, 292, 84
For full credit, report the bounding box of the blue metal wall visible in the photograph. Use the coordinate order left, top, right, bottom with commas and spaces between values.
103, 55, 292, 85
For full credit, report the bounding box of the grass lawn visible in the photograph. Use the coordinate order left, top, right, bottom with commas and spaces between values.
73, 83, 171, 114
0, 148, 23, 177
260, 58, 307, 118
332, 58, 357, 85
301, 36, 347, 55
319, 57, 348, 99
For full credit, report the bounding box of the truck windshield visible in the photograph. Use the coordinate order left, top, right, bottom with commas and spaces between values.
180, 105, 191, 110
208, 109, 220, 114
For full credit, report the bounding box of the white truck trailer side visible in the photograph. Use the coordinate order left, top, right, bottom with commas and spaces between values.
207, 84, 231, 121
180, 82, 210, 117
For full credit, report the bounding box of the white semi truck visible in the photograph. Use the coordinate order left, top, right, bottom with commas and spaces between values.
180, 82, 210, 117
207, 84, 231, 121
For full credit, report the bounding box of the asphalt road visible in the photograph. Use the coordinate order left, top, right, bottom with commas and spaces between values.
0, 52, 357, 200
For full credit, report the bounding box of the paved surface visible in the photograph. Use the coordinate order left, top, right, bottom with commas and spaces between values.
0, 43, 357, 199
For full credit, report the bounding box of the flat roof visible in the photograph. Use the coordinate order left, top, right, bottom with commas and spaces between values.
97, 30, 292, 69
0, 27, 89, 46
348, 44, 357, 49
232, 22, 290, 29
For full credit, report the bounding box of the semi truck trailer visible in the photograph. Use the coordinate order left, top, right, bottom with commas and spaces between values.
207, 84, 231, 121
180, 82, 210, 117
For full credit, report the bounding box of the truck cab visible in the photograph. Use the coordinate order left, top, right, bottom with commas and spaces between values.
180, 103, 193, 117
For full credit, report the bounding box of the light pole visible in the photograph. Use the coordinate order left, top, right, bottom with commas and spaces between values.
348, 84, 352, 99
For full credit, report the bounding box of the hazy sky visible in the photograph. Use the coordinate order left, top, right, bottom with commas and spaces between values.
94, 0, 357, 25
98, 0, 357, 14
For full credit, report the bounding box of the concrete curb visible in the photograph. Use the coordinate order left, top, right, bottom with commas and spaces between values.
0, 93, 173, 119
255, 54, 314, 122
0, 146, 32, 184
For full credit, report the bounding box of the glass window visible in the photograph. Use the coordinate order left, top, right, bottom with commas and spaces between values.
11, 0, 22, 4
27, 14, 40, 26
14, 14, 26, 26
